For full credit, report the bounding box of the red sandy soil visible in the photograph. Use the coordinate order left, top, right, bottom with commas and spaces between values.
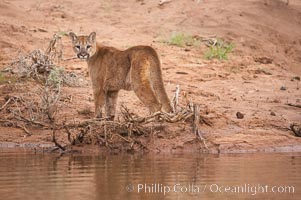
0, 0, 301, 153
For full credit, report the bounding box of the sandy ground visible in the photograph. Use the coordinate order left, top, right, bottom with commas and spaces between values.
0, 0, 301, 153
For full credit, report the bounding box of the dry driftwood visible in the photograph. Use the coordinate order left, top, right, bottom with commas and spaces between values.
290, 123, 301, 137
0, 88, 209, 150
0, 80, 211, 151
159, 0, 173, 6
7, 34, 87, 87
286, 103, 301, 109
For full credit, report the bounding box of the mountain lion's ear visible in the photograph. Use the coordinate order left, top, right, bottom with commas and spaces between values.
88, 32, 96, 43
69, 32, 77, 42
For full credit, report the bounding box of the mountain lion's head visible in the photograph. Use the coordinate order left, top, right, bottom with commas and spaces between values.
69, 32, 96, 60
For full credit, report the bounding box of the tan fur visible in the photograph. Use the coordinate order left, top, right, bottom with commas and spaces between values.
69, 32, 172, 119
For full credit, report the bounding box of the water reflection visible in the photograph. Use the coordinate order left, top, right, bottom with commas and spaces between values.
0, 151, 300, 200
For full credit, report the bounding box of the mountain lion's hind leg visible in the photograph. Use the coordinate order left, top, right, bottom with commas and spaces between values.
131, 60, 162, 113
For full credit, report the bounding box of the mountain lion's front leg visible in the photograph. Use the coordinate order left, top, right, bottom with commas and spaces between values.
105, 91, 119, 120
93, 89, 106, 119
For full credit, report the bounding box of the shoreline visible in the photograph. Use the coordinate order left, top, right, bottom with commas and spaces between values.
1, 142, 301, 154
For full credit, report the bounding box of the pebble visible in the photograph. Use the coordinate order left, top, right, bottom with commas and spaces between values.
236, 112, 244, 119
280, 86, 287, 91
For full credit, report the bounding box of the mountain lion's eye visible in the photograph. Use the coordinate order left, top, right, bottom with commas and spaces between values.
87, 45, 92, 49
75, 45, 81, 50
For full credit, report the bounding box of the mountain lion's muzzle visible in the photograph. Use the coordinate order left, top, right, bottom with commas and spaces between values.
77, 52, 89, 60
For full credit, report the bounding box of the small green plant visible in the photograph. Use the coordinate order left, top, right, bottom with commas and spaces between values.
205, 39, 234, 60
46, 67, 64, 89
0, 72, 6, 84
58, 31, 69, 36
168, 32, 196, 47
0, 73, 15, 84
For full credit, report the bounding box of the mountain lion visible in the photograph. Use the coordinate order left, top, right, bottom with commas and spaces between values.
69, 32, 172, 120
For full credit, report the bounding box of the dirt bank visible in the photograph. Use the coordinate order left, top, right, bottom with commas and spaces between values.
0, 0, 300, 153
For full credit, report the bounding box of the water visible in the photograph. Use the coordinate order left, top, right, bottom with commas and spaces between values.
0, 150, 300, 200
